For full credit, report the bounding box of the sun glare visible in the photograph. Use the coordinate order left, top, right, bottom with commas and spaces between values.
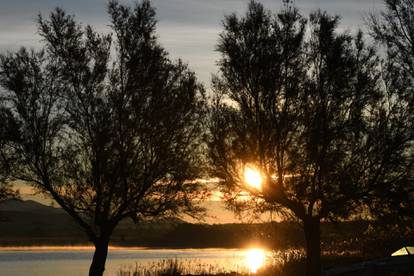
245, 248, 266, 273
244, 166, 263, 190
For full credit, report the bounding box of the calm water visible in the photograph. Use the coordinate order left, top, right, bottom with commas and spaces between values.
0, 247, 271, 276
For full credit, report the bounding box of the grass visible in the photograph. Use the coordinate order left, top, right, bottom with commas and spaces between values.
118, 250, 307, 276
117, 223, 414, 276
118, 250, 414, 276
118, 259, 241, 276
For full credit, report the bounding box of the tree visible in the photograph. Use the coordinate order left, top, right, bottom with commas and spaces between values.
208, 1, 413, 275
0, 182, 16, 202
368, 0, 414, 104
0, 107, 19, 202
0, 1, 206, 275
367, 0, 414, 223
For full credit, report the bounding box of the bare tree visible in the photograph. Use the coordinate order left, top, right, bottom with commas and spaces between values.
0, 1, 206, 275
207, 1, 413, 275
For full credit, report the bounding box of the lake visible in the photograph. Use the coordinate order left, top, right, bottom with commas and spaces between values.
0, 247, 271, 276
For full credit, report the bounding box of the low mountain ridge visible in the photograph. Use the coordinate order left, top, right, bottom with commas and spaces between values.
0, 199, 184, 246
0, 199, 376, 251
0, 199, 64, 214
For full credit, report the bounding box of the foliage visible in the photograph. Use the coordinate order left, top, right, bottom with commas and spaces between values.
259, 250, 306, 276
118, 259, 233, 276
0, 107, 19, 202
368, 0, 414, 103
207, 0, 414, 275
0, 183, 18, 202
0, 0, 206, 275
117, 252, 307, 276
367, 0, 414, 223
361, 223, 414, 257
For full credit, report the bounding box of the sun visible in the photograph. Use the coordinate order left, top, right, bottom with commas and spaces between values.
244, 166, 263, 190
245, 248, 266, 273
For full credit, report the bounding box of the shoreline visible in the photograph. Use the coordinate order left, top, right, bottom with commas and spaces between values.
0, 245, 257, 251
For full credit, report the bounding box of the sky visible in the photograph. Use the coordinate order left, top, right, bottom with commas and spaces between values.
0, 0, 384, 223
0, 0, 384, 86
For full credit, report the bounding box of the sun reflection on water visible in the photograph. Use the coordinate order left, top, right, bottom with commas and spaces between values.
245, 248, 266, 273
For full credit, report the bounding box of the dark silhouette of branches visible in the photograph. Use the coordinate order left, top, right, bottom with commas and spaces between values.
208, 1, 414, 275
0, 106, 20, 202
367, 0, 414, 223
0, 1, 206, 275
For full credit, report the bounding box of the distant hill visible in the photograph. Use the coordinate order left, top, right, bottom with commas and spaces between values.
0, 199, 185, 246
0, 199, 64, 214
0, 199, 378, 251
0, 199, 85, 245
0, 199, 304, 249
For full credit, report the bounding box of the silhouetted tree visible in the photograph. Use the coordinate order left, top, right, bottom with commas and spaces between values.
0, 183, 16, 202
208, 1, 413, 275
0, 107, 19, 202
0, 1, 206, 275
369, 0, 414, 103
367, 0, 414, 223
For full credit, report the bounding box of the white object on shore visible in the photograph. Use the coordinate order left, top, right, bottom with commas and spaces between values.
391, 246, 414, 256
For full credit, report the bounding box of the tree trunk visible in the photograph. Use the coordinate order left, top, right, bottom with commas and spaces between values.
304, 217, 321, 276
89, 236, 110, 276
